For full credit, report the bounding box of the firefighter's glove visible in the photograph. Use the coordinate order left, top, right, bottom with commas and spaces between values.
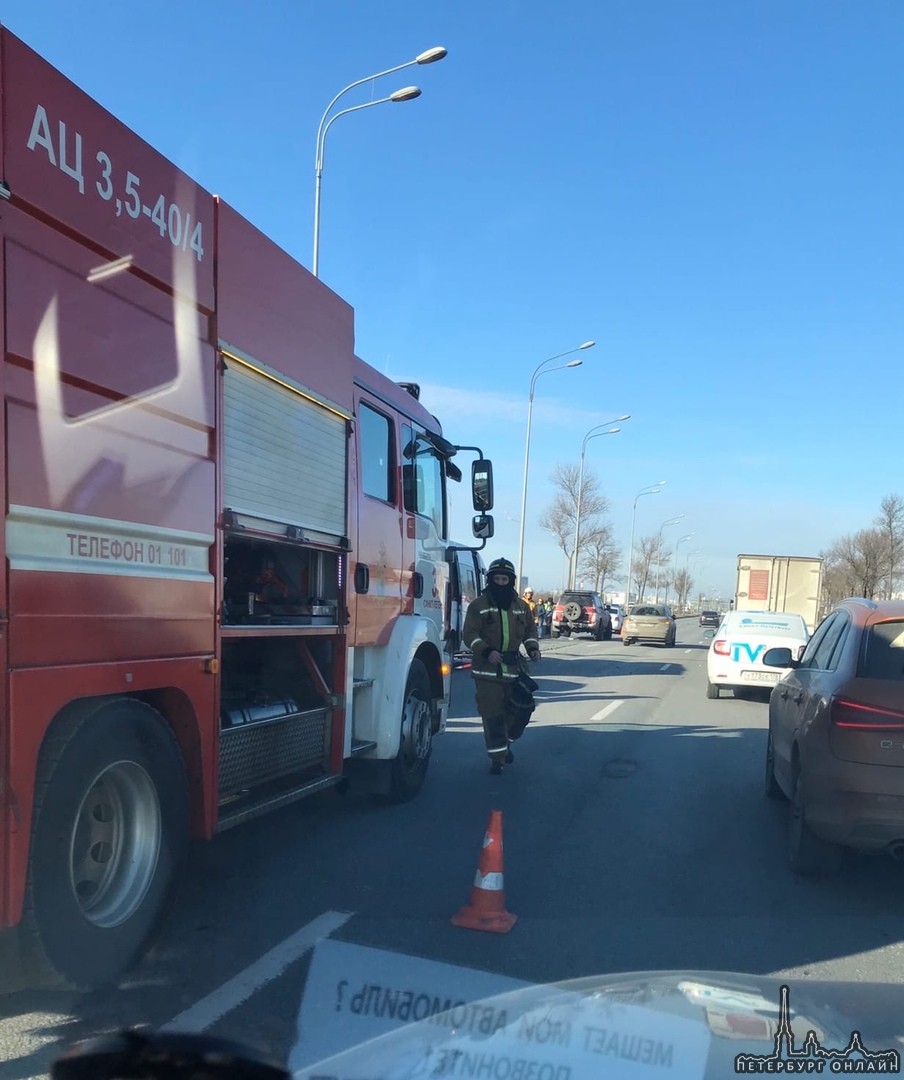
529, 650, 541, 662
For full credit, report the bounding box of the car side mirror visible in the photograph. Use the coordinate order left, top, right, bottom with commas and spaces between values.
763, 646, 796, 668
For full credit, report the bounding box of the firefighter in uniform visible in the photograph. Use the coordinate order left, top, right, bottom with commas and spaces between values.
463, 557, 541, 774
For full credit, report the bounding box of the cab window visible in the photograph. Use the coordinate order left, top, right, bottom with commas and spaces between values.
359, 403, 395, 503
402, 424, 447, 537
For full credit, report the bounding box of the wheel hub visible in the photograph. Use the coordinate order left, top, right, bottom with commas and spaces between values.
69, 761, 162, 929
402, 693, 432, 766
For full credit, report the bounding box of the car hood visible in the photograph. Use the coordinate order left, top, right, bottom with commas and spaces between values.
292, 968, 904, 1080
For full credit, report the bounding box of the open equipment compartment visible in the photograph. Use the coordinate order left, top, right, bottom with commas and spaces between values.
215, 341, 351, 819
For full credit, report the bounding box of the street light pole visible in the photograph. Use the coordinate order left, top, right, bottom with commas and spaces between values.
570, 416, 630, 589
516, 342, 594, 589
312, 46, 447, 278
654, 516, 684, 603
626, 481, 666, 605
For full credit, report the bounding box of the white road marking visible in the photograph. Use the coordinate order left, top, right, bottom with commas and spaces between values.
163, 909, 352, 1032
589, 700, 624, 722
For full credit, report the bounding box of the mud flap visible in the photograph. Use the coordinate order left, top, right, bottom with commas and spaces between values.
344, 757, 393, 795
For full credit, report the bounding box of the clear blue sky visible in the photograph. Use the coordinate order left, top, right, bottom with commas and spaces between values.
5, 1, 902, 601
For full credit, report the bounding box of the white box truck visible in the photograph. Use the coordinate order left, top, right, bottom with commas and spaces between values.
734, 555, 824, 633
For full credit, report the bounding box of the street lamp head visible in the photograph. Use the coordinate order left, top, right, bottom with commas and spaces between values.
390, 86, 422, 102
579, 341, 595, 350
416, 46, 448, 64
565, 359, 583, 368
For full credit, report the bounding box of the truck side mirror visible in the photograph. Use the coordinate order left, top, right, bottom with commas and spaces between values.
472, 514, 494, 540
472, 459, 494, 512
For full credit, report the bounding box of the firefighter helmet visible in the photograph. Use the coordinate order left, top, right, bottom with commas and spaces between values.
487, 557, 516, 583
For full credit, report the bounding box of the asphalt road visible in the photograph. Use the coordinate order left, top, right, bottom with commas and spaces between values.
4, 620, 904, 1078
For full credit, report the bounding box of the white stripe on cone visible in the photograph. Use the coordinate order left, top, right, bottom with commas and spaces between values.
474, 871, 504, 890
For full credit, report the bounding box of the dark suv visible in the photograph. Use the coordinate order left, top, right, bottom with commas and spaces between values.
552, 591, 612, 640
699, 610, 721, 627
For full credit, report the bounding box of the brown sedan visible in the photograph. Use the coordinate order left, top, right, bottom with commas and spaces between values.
765, 598, 904, 875
622, 604, 676, 647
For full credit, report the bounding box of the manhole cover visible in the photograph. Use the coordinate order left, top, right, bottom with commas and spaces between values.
602, 758, 638, 779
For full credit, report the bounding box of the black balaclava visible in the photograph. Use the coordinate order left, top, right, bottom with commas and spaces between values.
488, 575, 517, 610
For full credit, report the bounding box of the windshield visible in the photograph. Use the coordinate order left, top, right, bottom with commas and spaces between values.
1, 4, 903, 1078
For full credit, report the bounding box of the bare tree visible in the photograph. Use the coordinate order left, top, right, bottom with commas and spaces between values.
826, 528, 886, 599
538, 464, 610, 586
875, 494, 904, 599
820, 548, 850, 610
631, 534, 663, 601
580, 524, 620, 595
672, 568, 694, 610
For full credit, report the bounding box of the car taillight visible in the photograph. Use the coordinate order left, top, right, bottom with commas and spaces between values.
832, 697, 904, 729
713, 639, 730, 656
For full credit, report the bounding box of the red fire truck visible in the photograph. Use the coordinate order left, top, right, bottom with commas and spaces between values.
0, 30, 494, 987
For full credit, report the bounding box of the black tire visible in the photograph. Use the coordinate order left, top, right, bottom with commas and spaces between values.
595, 623, 604, 641
388, 659, 433, 803
706, 681, 720, 699
25, 699, 188, 987
789, 767, 842, 875
765, 727, 785, 800
623, 637, 633, 647
604, 625, 613, 641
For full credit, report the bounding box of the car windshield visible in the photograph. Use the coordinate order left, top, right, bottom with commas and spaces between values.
2, 6, 904, 1078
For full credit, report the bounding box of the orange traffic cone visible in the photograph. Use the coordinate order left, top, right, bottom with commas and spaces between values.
451, 810, 517, 933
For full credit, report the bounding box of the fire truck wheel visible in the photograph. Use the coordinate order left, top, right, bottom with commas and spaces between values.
25, 699, 189, 987
388, 659, 433, 803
